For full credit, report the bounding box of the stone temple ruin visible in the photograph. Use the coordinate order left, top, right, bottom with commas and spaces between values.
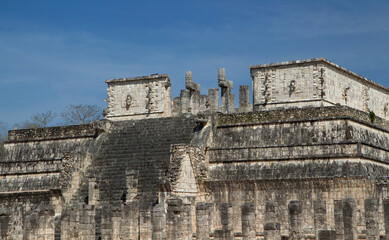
2, 58, 389, 239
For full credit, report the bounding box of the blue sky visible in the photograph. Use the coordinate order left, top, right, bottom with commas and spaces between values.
1, 0, 389, 127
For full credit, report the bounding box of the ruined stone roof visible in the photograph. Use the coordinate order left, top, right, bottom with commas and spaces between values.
105, 73, 169, 83
250, 58, 389, 93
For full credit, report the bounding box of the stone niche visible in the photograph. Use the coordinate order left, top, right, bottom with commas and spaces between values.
105, 74, 172, 120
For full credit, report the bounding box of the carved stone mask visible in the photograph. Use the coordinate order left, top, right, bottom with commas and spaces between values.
126, 94, 132, 108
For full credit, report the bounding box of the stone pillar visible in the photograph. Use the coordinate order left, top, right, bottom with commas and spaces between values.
365, 198, 379, 240
186, 70, 201, 114
120, 202, 139, 240
318, 230, 336, 240
180, 89, 191, 114
314, 200, 327, 230
384, 199, 389, 240
79, 205, 96, 239
172, 97, 181, 115
219, 203, 233, 240
239, 85, 250, 112
139, 207, 152, 240
208, 88, 219, 112
200, 95, 209, 112
241, 202, 255, 240
218, 68, 234, 113
288, 200, 302, 239
167, 199, 192, 240
152, 204, 166, 240
101, 206, 113, 240
88, 177, 98, 205
334, 200, 344, 240
111, 205, 122, 240
263, 222, 281, 240
265, 201, 278, 222
342, 198, 356, 240
196, 202, 211, 240
37, 204, 55, 240
183, 204, 193, 240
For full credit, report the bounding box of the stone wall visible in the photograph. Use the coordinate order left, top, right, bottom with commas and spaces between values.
105, 74, 172, 120
250, 58, 389, 121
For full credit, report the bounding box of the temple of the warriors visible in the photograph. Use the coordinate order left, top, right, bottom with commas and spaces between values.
2, 58, 389, 240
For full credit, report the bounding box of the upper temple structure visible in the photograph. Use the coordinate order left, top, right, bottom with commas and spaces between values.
1, 58, 389, 240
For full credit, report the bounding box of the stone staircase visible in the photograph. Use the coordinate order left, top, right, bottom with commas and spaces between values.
67, 115, 197, 208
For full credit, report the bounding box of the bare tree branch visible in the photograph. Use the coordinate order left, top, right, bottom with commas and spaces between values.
61, 104, 102, 125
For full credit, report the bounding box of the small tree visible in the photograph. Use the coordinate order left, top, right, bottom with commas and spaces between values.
61, 104, 102, 125
14, 111, 57, 129
30, 111, 57, 127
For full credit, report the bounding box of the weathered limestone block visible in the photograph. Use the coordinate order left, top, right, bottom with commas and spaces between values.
214, 229, 233, 240
314, 200, 327, 230
250, 58, 389, 120
0, 208, 10, 239
105, 74, 172, 120
264, 222, 281, 240
218, 68, 234, 113
172, 97, 181, 115
342, 198, 357, 240
139, 208, 153, 240
241, 202, 255, 240
186, 71, 201, 113
166, 199, 193, 240
239, 85, 251, 112
220, 203, 233, 232
152, 204, 166, 240
181, 89, 191, 114
384, 199, 389, 240
318, 230, 336, 240
365, 198, 379, 240
120, 202, 139, 240
265, 201, 279, 222
196, 202, 212, 240
208, 88, 220, 112
288, 200, 302, 239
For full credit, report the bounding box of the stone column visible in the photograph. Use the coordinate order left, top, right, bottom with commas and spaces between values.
365, 198, 379, 240
342, 198, 356, 240
120, 202, 139, 240
101, 206, 113, 240
79, 205, 96, 239
241, 202, 255, 240
172, 97, 181, 115
200, 95, 209, 112
167, 198, 192, 240
384, 199, 389, 240
334, 200, 344, 240
182, 204, 193, 240
218, 68, 234, 113
314, 200, 327, 230
152, 204, 166, 240
219, 203, 233, 240
186, 71, 201, 114
263, 222, 281, 240
318, 230, 336, 240
139, 207, 152, 240
239, 85, 250, 112
288, 200, 302, 239
196, 202, 211, 240
208, 88, 219, 112
180, 90, 191, 114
